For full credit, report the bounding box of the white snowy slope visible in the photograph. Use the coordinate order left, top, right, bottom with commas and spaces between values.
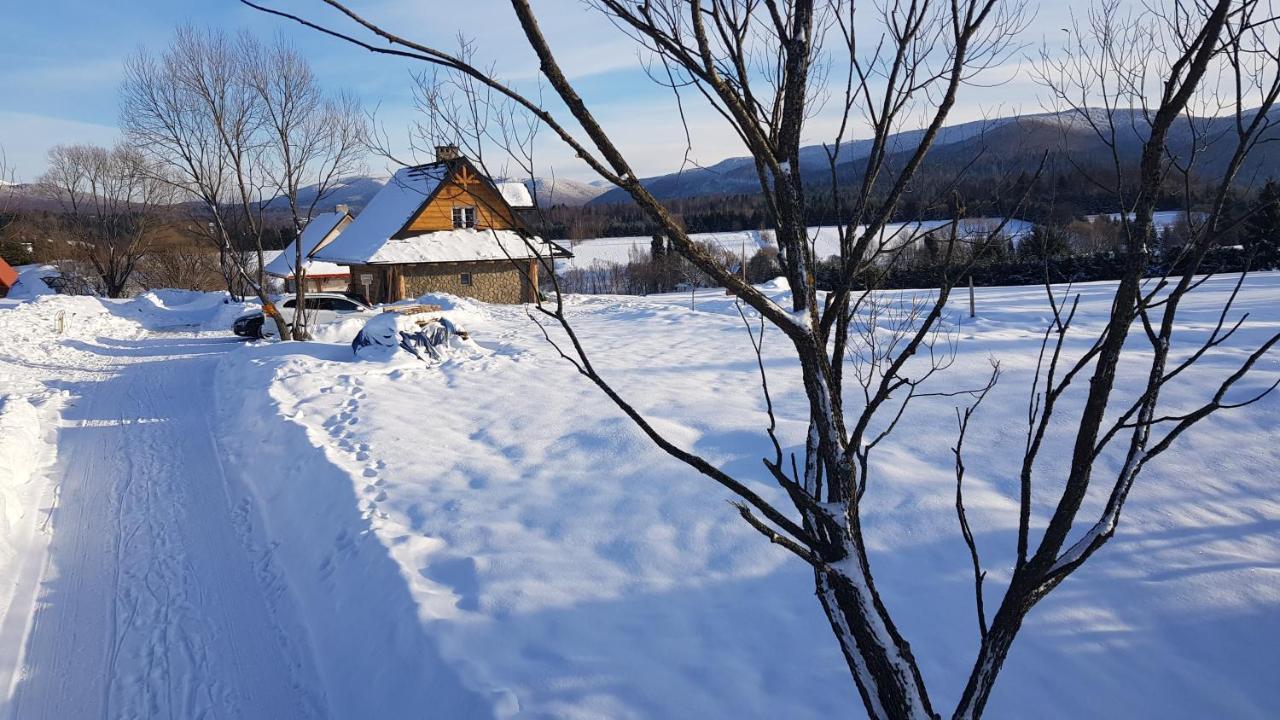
0, 275, 1277, 719
216, 276, 1276, 718
561, 219, 1035, 271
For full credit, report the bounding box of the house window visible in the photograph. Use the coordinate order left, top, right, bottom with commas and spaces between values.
460, 272, 473, 286
452, 205, 477, 229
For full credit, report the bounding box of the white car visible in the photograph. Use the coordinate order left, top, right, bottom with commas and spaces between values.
232, 292, 373, 339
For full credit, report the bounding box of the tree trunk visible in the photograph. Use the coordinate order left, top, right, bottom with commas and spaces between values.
813, 532, 938, 720
951, 591, 1030, 719
775, 185, 811, 313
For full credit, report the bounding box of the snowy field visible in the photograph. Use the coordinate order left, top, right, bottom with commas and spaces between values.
0, 275, 1277, 718
559, 219, 1035, 270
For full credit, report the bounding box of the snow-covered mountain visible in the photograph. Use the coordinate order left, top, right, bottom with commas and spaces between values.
525, 176, 610, 207
261, 175, 388, 213
588, 107, 1280, 204
589, 113, 1023, 204
267, 174, 609, 214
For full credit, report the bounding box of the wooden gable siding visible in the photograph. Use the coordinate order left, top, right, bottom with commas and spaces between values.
401, 170, 517, 236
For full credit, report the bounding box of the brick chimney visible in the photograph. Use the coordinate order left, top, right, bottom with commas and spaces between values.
435, 144, 461, 161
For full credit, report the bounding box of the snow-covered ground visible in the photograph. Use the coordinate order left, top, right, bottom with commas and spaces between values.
0, 275, 1276, 718
559, 219, 1035, 270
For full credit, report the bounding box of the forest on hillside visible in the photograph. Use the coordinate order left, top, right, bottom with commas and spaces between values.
537, 161, 1259, 239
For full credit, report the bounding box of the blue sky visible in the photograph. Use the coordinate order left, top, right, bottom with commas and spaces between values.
1, 0, 1066, 183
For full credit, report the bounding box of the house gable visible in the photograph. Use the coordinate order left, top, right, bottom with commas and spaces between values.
398, 161, 521, 237
313, 155, 555, 267
266, 212, 354, 279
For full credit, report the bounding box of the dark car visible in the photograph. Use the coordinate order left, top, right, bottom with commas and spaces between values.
232, 312, 265, 338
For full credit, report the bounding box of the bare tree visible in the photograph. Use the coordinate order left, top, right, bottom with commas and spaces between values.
0, 146, 23, 267
943, 0, 1280, 714
244, 35, 365, 339
121, 26, 291, 337
0, 146, 15, 238
40, 144, 175, 297
246, 0, 1279, 717
137, 230, 226, 291
0, 145, 12, 199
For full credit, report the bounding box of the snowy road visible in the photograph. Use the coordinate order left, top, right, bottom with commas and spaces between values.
8, 333, 325, 719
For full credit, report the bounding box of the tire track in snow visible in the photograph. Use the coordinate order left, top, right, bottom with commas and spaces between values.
7, 335, 327, 720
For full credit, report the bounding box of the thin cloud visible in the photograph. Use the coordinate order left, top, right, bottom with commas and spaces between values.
0, 112, 119, 182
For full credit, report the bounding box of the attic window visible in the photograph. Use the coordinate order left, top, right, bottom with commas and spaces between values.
460, 272, 473, 286
453, 205, 477, 229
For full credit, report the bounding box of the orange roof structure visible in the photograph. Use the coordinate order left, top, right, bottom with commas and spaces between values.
0, 258, 18, 291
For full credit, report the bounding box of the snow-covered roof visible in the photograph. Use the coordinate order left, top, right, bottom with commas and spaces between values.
251, 250, 283, 273
5, 264, 59, 298
266, 211, 352, 278
314, 164, 450, 265
497, 182, 534, 209
355, 228, 559, 265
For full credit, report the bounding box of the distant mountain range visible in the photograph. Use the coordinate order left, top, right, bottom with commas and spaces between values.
260, 175, 387, 213
283, 108, 1280, 212
587, 108, 1280, 205
259, 174, 610, 214
10, 109, 1280, 218
526, 177, 611, 207
0, 182, 62, 212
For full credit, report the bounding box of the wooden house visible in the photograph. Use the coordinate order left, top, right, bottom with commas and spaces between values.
265, 209, 353, 293
313, 147, 569, 304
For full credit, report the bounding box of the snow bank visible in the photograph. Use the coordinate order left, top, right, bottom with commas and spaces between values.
0, 392, 60, 606
404, 291, 492, 328
121, 290, 255, 331
309, 315, 369, 345
0, 397, 46, 543
4, 266, 58, 300
0, 389, 62, 700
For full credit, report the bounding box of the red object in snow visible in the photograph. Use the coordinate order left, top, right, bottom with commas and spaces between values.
0, 258, 18, 291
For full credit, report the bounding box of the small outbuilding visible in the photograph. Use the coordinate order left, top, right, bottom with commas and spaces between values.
0, 257, 18, 298
265, 209, 354, 293
313, 147, 570, 304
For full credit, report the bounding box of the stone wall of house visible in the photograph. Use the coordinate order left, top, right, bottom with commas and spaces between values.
345, 264, 388, 305
400, 260, 535, 304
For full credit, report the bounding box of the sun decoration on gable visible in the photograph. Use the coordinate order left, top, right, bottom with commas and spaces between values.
454, 165, 479, 188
